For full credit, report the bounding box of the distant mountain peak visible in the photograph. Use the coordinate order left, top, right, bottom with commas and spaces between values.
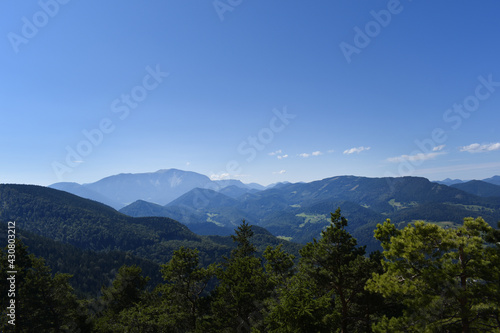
434, 178, 466, 186
483, 175, 500, 186
451, 179, 500, 198
50, 169, 266, 209
434, 175, 500, 186
154, 168, 195, 174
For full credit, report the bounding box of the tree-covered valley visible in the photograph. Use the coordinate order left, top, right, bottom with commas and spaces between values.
1, 178, 500, 332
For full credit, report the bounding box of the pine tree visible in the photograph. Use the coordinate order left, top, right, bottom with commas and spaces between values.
263, 243, 296, 291
93, 265, 149, 332
367, 217, 500, 332
210, 220, 269, 332
0, 240, 85, 332
267, 208, 383, 332
156, 247, 216, 332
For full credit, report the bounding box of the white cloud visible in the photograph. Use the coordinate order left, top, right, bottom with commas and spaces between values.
387, 152, 445, 163
210, 173, 230, 180
459, 142, 500, 153
327, 149, 335, 153
186, 162, 191, 166
432, 145, 446, 152
273, 169, 286, 174
299, 150, 324, 158
269, 150, 288, 159
343, 146, 371, 155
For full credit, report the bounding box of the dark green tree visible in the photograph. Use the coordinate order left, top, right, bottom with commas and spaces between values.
93, 265, 149, 332
158, 247, 215, 331
367, 217, 500, 332
267, 208, 385, 332
124, 246, 217, 332
0, 240, 86, 332
263, 243, 296, 291
102, 247, 216, 333
264, 270, 331, 332
210, 220, 269, 332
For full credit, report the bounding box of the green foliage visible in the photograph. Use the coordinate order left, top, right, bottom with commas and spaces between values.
266, 208, 387, 332
210, 221, 270, 332
367, 217, 500, 332
264, 272, 332, 333
122, 175, 500, 252
8, 226, 162, 297
0, 184, 200, 253
2, 182, 500, 332
92, 265, 150, 332
263, 244, 295, 288
0, 240, 88, 332
230, 220, 257, 258
0, 184, 299, 275
155, 247, 216, 331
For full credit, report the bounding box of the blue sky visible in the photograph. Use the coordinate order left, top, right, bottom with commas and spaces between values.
1, 0, 500, 186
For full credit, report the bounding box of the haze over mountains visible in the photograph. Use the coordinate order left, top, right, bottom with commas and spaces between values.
48, 169, 500, 251
3, 169, 499, 293
50, 169, 267, 209
0, 183, 300, 296
50, 169, 500, 210
435, 175, 500, 186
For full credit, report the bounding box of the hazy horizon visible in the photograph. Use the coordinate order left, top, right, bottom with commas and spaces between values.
2, 167, 498, 189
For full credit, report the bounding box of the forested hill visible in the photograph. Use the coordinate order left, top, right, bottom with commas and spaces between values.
1, 180, 498, 297
1, 184, 499, 332
451, 180, 500, 198
121, 176, 500, 250
0, 226, 163, 297
0, 184, 200, 252
0, 184, 301, 291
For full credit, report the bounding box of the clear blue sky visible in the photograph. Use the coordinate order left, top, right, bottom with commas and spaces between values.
1, 0, 500, 186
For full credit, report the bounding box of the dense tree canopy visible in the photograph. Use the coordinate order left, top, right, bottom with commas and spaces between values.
0, 241, 88, 332
367, 217, 500, 332
1, 212, 499, 332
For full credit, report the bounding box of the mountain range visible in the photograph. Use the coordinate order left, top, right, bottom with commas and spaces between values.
48, 170, 500, 251
50, 169, 268, 209
434, 175, 500, 186
1, 170, 498, 295
115, 173, 500, 252
50, 169, 500, 211
450, 180, 500, 198
0, 183, 300, 295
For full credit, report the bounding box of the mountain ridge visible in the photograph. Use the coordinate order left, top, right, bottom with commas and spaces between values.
120, 175, 500, 252
50, 169, 267, 209
0, 183, 300, 261
48, 169, 500, 211
0, 184, 301, 296
451, 180, 500, 198
434, 175, 500, 186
